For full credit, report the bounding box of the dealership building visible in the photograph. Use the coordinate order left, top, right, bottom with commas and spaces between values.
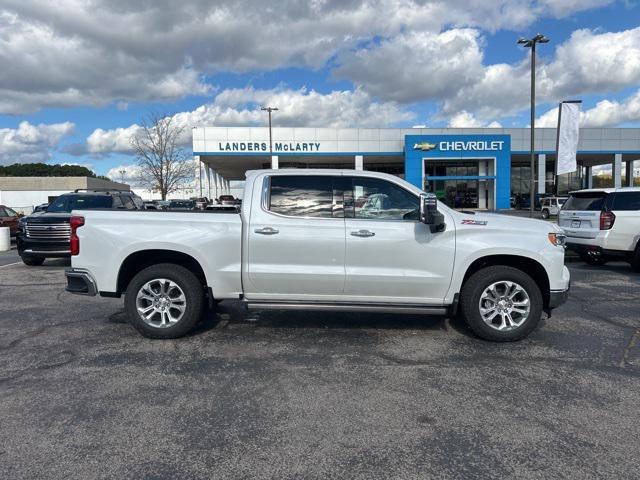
193, 127, 640, 210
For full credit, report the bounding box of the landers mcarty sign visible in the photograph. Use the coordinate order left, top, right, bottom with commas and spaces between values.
218, 141, 322, 152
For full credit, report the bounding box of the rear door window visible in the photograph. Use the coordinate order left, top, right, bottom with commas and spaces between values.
268, 175, 337, 218
611, 192, 640, 211
563, 192, 608, 211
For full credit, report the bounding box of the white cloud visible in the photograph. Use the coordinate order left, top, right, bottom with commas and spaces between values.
537, 90, 640, 128
87, 125, 142, 155
105, 164, 143, 185
447, 111, 502, 128
0, 0, 614, 113
537, 0, 613, 18
334, 29, 485, 103
440, 26, 640, 121
0, 121, 75, 164
86, 87, 414, 154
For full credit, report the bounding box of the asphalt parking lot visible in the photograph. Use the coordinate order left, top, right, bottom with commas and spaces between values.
1, 255, 639, 479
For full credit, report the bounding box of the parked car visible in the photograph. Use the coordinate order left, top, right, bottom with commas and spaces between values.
33, 203, 49, 213
205, 203, 239, 213
193, 197, 210, 210
167, 200, 196, 211
143, 201, 167, 210
514, 193, 542, 210
540, 197, 567, 219
66, 169, 570, 342
0, 205, 22, 236
217, 195, 238, 206
17, 189, 143, 266
560, 187, 640, 270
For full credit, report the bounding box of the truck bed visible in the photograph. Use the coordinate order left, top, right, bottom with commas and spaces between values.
71, 209, 243, 298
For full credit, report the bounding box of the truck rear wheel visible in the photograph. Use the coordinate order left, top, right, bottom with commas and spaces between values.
124, 263, 204, 339
460, 266, 543, 342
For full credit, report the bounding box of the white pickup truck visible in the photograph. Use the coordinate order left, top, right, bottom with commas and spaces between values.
65, 169, 570, 341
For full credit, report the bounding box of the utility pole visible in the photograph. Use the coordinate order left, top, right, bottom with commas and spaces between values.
261, 106, 278, 153
518, 34, 549, 217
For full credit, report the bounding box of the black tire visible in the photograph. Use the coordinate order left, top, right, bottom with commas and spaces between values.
541, 209, 549, 219
630, 244, 640, 272
21, 256, 45, 266
124, 263, 204, 339
460, 266, 543, 342
580, 252, 608, 266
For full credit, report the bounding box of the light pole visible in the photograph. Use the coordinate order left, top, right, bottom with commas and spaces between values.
261, 106, 278, 153
119, 169, 126, 184
518, 33, 549, 217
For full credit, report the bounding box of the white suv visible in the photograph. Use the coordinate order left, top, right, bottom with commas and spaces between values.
559, 187, 640, 270
540, 197, 567, 219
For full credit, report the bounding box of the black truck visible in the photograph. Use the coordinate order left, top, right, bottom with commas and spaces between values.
17, 189, 144, 266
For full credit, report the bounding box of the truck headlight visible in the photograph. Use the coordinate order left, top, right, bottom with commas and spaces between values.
548, 232, 566, 247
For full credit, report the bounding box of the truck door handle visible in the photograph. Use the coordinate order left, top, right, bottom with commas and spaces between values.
255, 227, 279, 235
350, 229, 375, 238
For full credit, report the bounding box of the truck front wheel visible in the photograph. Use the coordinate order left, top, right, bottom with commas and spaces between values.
460, 266, 543, 342
125, 263, 204, 339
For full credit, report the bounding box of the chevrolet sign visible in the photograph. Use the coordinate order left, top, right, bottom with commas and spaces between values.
439, 140, 504, 151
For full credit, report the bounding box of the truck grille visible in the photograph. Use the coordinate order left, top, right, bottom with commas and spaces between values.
25, 223, 71, 240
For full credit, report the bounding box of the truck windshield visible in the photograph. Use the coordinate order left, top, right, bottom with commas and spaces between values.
562, 192, 607, 211
47, 195, 112, 212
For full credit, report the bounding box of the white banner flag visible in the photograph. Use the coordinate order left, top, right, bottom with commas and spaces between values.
556, 102, 581, 175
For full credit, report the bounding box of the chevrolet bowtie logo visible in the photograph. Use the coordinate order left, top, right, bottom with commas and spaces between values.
413, 142, 437, 151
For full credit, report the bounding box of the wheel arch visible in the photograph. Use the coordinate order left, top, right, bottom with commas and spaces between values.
460, 254, 551, 309
117, 249, 208, 295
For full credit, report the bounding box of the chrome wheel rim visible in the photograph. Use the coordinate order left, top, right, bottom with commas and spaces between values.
136, 278, 186, 328
478, 281, 530, 331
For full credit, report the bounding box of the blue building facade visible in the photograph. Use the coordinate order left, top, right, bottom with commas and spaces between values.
404, 134, 512, 210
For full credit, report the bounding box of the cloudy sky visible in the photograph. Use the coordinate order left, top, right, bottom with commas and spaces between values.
1, 0, 639, 178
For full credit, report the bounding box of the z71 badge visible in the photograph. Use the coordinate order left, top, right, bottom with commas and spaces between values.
462, 219, 488, 226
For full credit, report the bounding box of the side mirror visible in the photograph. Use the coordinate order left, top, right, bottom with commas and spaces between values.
420, 193, 446, 233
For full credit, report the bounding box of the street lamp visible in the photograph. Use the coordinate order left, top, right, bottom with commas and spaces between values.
261, 106, 279, 154
518, 33, 549, 217
119, 169, 126, 184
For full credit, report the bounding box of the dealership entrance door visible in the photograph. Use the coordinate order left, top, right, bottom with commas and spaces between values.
424, 159, 496, 210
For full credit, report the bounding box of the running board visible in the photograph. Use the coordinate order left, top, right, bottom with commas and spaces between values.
246, 301, 448, 315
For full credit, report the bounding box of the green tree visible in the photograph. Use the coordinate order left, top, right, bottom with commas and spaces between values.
0, 163, 96, 177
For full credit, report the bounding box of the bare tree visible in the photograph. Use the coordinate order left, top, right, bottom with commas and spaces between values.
130, 113, 193, 200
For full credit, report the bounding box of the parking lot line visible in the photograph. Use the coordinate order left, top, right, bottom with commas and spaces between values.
0, 262, 21, 268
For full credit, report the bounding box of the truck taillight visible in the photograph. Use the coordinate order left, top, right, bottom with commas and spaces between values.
70, 216, 85, 256
600, 211, 615, 230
